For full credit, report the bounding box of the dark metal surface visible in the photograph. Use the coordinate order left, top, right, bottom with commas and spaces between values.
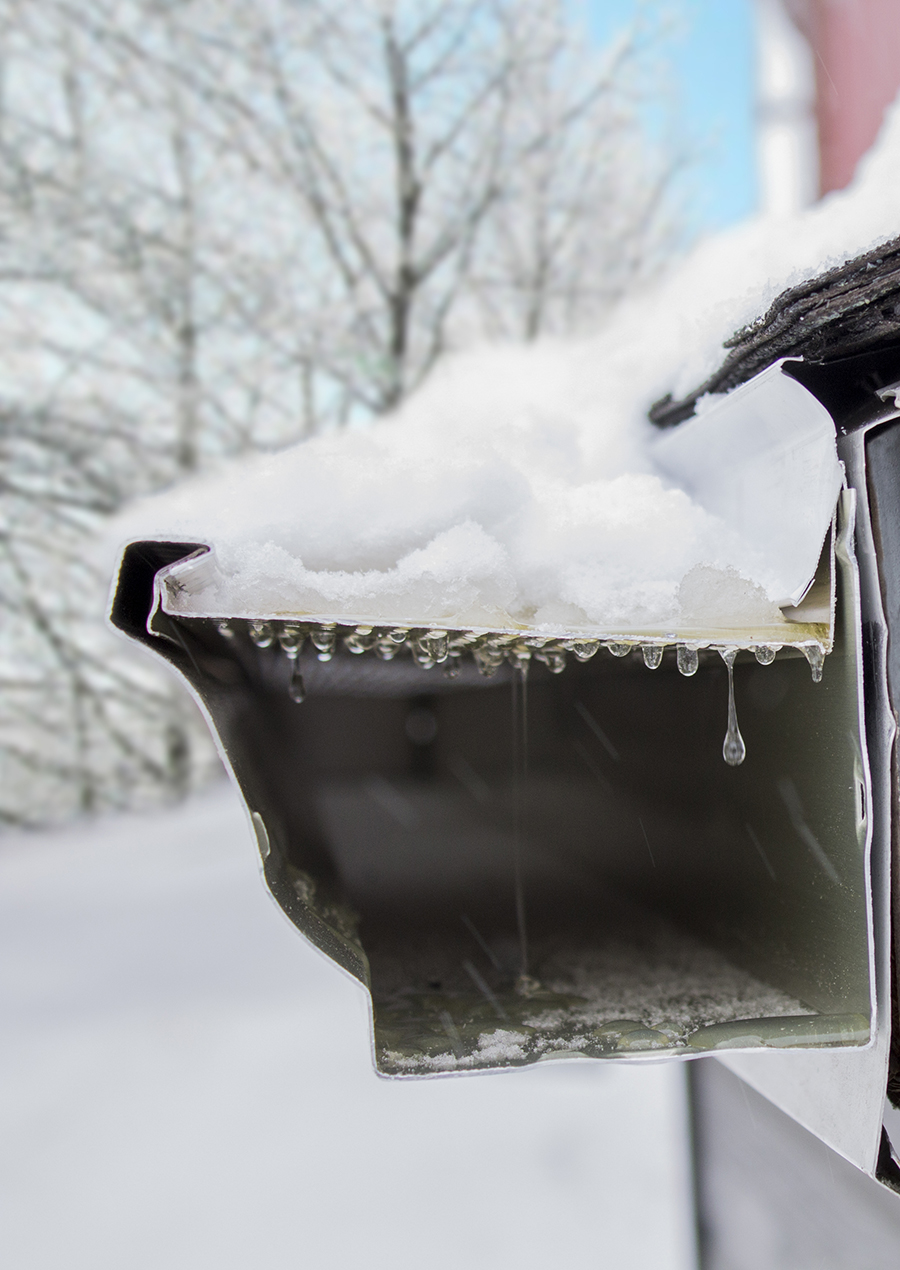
111, 537, 872, 1075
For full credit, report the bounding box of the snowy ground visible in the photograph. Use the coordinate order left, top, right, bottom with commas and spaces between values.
0, 781, 697, 1270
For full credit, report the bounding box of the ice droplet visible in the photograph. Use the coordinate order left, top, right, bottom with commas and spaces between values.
803, 644, 825, 682
676, 645, 699, 676
642, 644, 664, 670
537, 649, 567, 674
570, 641, 600, 662
474, 647, 504, 677
413, 645, 436, 670
508, 646, 532, 675
389, 628, 409, 644
606, 642, 632, 658
278, 625, 304, 656
310, 625, 336, 661
288, 663, 306, 703
720, 647, 746, 767
417, 629, 449, 663
217, 621, 235, 639
344, 626, 377, 654
753, 644, 779, 666
249, 622, 274, 648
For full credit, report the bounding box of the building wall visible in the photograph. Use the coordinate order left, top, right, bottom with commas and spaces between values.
756, 0, 819, 214
786, 0, 900, 194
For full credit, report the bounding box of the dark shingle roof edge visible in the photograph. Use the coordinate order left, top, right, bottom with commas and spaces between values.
649, 233, 900, 428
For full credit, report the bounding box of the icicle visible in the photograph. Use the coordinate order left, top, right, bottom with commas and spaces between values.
249, 621, 274, 648
720, 647, 746, 767
642, 644, 664, 670
676, 644, 699, 676
803, 643, 825, 682
753, 644, 779, 665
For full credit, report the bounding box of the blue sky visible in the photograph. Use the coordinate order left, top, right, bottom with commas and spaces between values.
587, 0, 757, 232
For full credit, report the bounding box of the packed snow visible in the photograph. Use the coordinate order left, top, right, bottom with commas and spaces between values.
0, 784, 696, 1270
112, 103, 900, 634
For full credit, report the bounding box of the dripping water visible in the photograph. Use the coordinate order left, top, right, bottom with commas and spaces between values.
249, 621, 274, 648
720, 647, 746, 766
510, 660, 532, 989
288, 661, 306, 704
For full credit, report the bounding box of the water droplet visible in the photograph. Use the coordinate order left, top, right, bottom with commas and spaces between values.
677, 645, 699, 676
345, 627, 377, 654
506, 644, 531, 673
443, 655, 462, 679
310, 625, 336, 660
474, 647, 504, 677
606, 642, 632, 658
753, 644, 779, 665
642, 644, 664, 670
389, 628, 409, 644
249, 622, 274, 648
217, 621, 235, 639
375, 638, 399, 660
288, 663, 306, 703
720, 647, 746, 766
278, 625, 304, 656
413, 646, 436, 670
570, 640, 600, 662
537, 648, 566, 674
803, 643, 825, 682
417, 629, 449, 663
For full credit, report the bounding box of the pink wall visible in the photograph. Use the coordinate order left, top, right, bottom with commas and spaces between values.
789, 0, 900, 193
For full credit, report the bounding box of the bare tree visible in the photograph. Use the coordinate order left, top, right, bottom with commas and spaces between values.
0, 0, 685, 826
161, 0, 682, 409
471, 6, 683, 338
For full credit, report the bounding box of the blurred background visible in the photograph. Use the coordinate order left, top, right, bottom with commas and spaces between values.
2, 2, 900, 1266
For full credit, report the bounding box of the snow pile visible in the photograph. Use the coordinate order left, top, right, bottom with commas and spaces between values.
113, 98, 900, 632
0, 785, 696, 1269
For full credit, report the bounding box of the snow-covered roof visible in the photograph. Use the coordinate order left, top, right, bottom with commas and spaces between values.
111, 97, 900, 644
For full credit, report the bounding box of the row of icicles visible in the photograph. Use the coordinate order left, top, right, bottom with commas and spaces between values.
216, 619, 827, 767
